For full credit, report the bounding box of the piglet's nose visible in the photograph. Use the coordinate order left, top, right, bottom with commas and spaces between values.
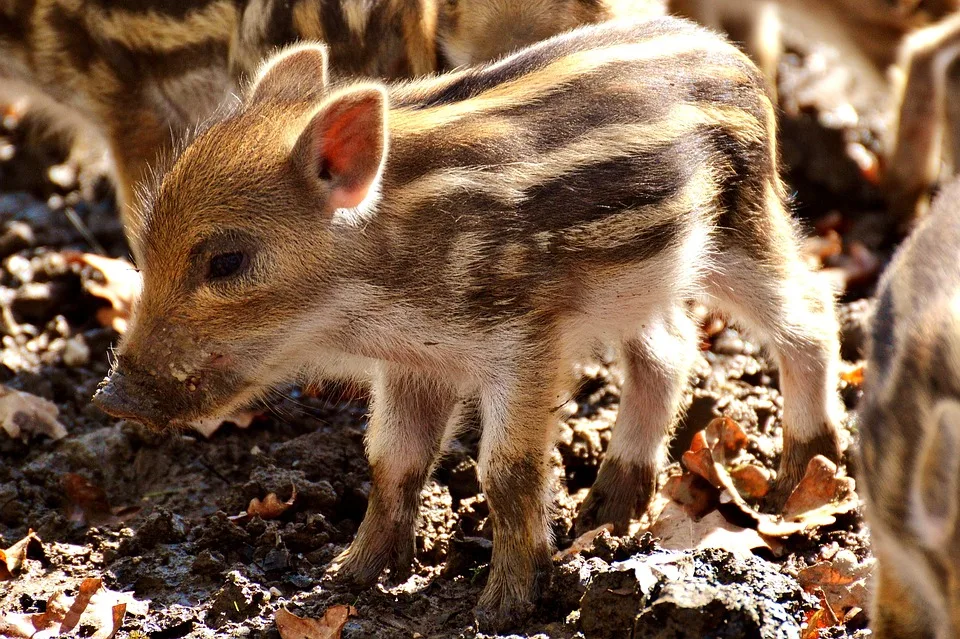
92, 369, 169, 429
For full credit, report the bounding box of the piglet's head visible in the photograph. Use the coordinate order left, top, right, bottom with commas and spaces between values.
94, 43, 389, 430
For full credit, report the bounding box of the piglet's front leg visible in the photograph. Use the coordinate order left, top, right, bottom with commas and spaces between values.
332, 367, 458, 587
474, 355, 562, 632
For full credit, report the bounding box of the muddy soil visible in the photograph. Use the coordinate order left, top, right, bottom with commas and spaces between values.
0, 32, 895, 639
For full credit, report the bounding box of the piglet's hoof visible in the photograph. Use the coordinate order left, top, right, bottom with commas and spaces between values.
474, 598, 536, 634
474, 555, 551, 632
323, 548, 381, 593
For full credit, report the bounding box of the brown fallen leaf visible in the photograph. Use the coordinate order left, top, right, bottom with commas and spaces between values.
649, 502, 780, 557
801, 606, 836, 639
705, 416, 749, 459
0, 384, 67, 441
0, 576, 147, 639
729, 464, 771, 500
189, 409, 258, 439
64, 252, 141, 334
839, 362, 865, 387
63, 473, 141, 527
783, 456, 856, 520
681, 432, 723, 488
798, 550, 873, 614
230, 485, 298, 521
661, 471, 719, 519
675, 427, 860, 537
554, 524, 614, 560
0, 530, 44, 580
275, 605, 357, 639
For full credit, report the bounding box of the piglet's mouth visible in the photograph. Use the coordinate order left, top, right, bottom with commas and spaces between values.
92, 370, 170, 429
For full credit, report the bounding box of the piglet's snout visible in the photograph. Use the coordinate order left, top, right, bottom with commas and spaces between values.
93, 366, 173, 430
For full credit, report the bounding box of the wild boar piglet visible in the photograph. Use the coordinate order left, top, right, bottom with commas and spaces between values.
858, 177, 960, 639
93, 19, 844, 630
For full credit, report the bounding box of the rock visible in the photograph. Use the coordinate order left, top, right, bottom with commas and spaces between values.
0, 221, 34, 257
192, 549, 227, 578
206, 570, 267, 628
577, 548, 816, 639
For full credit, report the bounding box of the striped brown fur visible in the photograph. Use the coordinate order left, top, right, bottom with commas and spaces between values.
2, 0, 669, 259
0, 0, 437, 257
858, 176, 960, 639
437, 0, 665, 68
93, 18, 844, 630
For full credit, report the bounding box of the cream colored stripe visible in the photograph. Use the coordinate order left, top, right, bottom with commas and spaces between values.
393, 34, 750, 133
93, 1, 237, 52
292, 0, 325, 41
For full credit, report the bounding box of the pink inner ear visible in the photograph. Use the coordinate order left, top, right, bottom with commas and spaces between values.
314, 97, 383, 210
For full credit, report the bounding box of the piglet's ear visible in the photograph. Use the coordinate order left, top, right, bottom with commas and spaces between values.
248, 43, 329, 105
294, 85, 388, 212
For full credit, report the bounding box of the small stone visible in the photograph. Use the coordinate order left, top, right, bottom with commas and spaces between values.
62, 335, 90, 367
48, 164, 77, 190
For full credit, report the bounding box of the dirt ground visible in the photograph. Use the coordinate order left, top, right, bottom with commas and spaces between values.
0, 29, 901, 639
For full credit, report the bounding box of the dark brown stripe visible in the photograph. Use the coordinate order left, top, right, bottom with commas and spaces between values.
84, 0, 226, 20
514, 151, 690, 233
869, 283, 897, 381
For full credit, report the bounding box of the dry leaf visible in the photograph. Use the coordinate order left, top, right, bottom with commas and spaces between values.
661, 472, 719, 519
798, 550, 874, 614
729, 464, 771, 500
189, 409, 258, 439
0, 384, 67, 441
63, 473, 140, 526
230, 485, 297, 521
649, 502, 779, 558
275, 605, 356, 639
705, 416, 749, 458
0, 576, 147, 639
0, 530, 43, 580
681, 433, 723, 487
839, 362, 865, 387
801, 606, 836, 639
64, 252, 141, 334
554, 524, 613, 560
783, 456, 856, 519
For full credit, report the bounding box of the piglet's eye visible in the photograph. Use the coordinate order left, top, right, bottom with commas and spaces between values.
207, 251, 247, 280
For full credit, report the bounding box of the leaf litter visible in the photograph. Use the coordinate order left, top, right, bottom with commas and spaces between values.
275, 605, 357, 639
0, 530, 44, 580
0, 577, 148, 639
0, 383, 67, 441
652, 417, 860, 542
